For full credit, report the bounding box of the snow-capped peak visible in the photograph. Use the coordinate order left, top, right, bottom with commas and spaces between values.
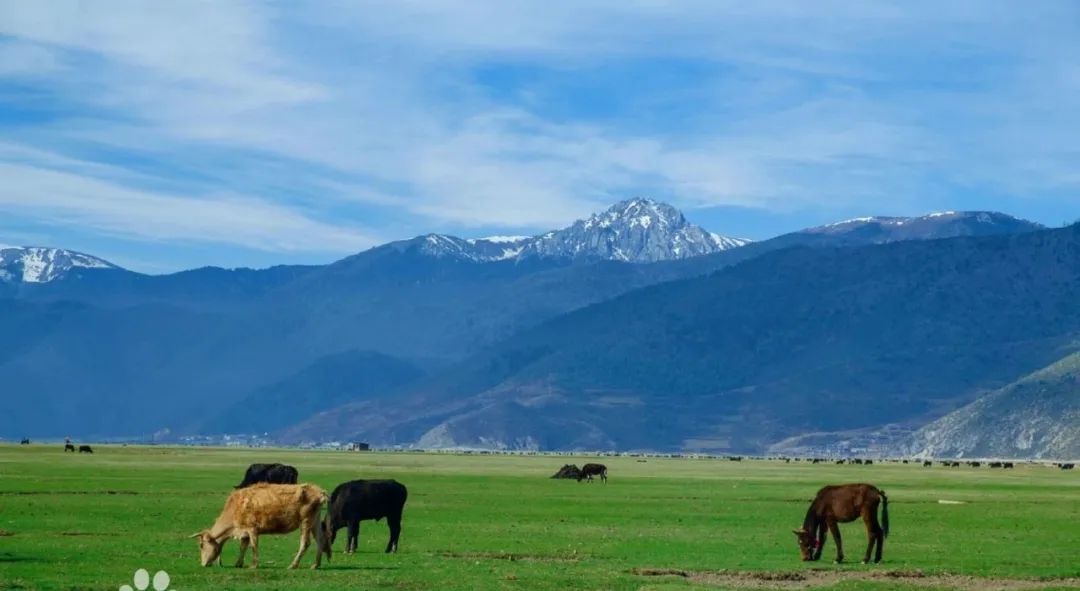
390, 199, 750, 264
520, 198, 750, 263
0, 245, 120, 283
805, 211, 1043, 242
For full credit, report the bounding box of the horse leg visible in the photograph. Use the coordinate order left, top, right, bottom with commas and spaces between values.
862, 510, 877, 564
871, 510, 884, 563
813, 522, 827, 561
828, 521, 844, 563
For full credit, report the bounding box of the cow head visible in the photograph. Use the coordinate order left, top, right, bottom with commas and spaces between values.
189, 531, 223, 566
791, 528, 816, 561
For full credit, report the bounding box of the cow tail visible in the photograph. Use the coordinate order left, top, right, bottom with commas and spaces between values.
880, 490, 889, 538
316, 490, 332, 562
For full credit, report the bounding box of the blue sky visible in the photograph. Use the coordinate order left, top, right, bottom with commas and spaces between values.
1, 1, 1078, 273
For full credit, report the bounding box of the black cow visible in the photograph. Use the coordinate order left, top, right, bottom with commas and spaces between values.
323, 479, 407, 554
577, 463, 608, 483
1003, 462, 1014, 469
19, 438, 30, 445
1059, 463, 1075, 470
234, 463, 299, 488
64, 443, 76, 452
923, 460, 933, 467
78, 445, 93, 453
551, 464, 582, 479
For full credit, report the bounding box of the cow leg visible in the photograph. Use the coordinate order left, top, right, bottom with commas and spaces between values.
308, 528, 322, 569
249, 534, 260, 569
386, 515, 402, 553
289, 526, 311, 569
234, 536, 249, 568
347, 520, 360, 554
828, 521, 844, 563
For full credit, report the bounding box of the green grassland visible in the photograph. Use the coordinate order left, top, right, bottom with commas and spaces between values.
0, 446, 1077, 590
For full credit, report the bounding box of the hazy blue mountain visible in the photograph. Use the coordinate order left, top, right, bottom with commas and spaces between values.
204, 350, 425, 436
0, 202, 1053, 442
901, 351, 1080, 459
284, 223, 1080, 452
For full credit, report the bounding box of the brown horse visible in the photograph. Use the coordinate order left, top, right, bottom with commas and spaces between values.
792, 483, 888, 564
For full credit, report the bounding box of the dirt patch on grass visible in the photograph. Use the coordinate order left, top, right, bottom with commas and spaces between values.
0, 530, 13, 537
440, 551, 582, 563
632, 568, 1080, 590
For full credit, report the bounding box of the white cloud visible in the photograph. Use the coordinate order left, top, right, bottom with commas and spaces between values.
0, 160, 375, 253
0, 0, 1077, 255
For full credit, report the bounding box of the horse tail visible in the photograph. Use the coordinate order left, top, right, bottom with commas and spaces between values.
880, 489, 889, 537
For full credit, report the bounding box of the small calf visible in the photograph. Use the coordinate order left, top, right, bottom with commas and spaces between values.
324, 479, 408, 554
191, 483, 329, 569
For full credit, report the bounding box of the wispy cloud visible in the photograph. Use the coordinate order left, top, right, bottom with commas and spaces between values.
0, 1, 1077, 270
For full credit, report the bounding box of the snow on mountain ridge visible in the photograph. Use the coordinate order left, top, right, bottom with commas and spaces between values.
0, 245, 119, 283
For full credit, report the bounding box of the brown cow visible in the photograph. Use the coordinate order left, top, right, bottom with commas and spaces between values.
792, 483, 889, 564
190, 483, 329, 569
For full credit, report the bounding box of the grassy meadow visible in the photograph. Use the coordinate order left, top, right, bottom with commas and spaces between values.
0, 445, 1077, 590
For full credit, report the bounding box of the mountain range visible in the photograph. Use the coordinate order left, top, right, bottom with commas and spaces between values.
3, 199, 1073, 458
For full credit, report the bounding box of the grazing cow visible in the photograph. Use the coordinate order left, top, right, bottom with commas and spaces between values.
728, 456, 743, 462
235, 463, 299, 488
577, 463, 608, 483
323, 480, 408, 554
78, 445, 93, 453
551, 464, 582, 479
190, 483, 328, 569
989, 461, 1003, 469
64, 443, 76, 452
865, 460, 874, 466
902, 460, 909, 464
793, 483, 889, 564
19, 438, 30, 445
1059, 463, 1075, 470
922, 460, 933, 467
1003, 462, 1014, 469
